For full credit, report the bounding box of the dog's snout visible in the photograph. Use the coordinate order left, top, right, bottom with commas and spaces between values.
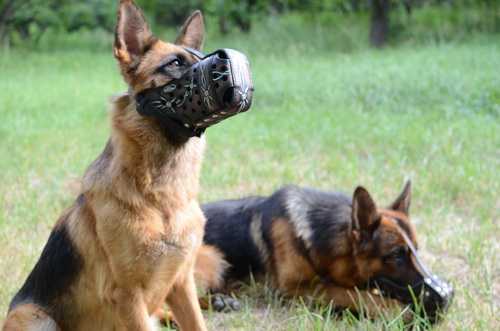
423, 275, 454, 308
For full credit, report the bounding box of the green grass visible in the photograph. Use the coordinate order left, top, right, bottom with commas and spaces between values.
1, 14, 499, 330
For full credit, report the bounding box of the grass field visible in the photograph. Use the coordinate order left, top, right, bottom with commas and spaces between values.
0, 13, 499, 330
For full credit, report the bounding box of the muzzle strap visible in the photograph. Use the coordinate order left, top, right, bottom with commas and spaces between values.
181, 46, 205, 59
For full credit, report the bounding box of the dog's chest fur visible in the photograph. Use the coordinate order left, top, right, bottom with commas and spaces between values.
58, 94, 207, 328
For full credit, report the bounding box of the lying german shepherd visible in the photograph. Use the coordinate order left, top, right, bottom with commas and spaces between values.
4, 1, 212, 330
191, 181, 453, 323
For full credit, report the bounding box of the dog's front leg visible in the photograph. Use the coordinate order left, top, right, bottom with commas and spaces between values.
165, 264, 207, 331
106, 284, 153, 331
290, 282, 411, 321
316, 283, 413, 321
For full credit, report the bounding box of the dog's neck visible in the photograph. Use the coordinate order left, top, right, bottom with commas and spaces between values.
82, 92, 205, 211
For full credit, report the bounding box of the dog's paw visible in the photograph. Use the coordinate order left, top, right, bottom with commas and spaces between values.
212, 295, 241, 312
212, 296, 225, 311
156, 309, 180, 329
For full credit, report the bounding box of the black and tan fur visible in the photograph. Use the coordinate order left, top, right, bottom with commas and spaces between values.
3, 1, 209, 330
194, 181, 422, 317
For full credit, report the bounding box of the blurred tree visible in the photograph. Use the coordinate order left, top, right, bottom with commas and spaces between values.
308, 0, 367, 13
0, 0, 116, 44
368, 0, 497, 47
138, 0, 264, 35
204, 0, 265, 35
0, 0, 497, 47
402, 0, 425, 23
369, 0, 390, 47
141, 0, 205, 26
4, 0, 65, 42
0, 0, 19, 41
60, 0, 116, 32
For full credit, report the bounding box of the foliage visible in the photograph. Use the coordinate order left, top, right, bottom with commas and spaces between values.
0, 0, 116, 43
1, 0, 499, 47
140, 0, 205, 26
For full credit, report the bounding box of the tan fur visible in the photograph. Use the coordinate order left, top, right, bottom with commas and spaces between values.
265, 188, 415, 320
267, 216, 407, 319
193, 245, 230, 292
269, 218, 317, 291
249, 213, 272, 280
3, 304, 59, 331
3, 1, 209, 330
181, 182, 417, 324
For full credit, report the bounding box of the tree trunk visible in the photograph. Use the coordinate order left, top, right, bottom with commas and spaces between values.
404, 1, 414, 24
219, 18, 228, 36
0, 0, 18, 41
369, 0, 390, 48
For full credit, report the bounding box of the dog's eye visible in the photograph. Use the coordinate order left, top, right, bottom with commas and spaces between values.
168, 59, 181, 67
391, 251, 402, 259
386, 247, 406, 263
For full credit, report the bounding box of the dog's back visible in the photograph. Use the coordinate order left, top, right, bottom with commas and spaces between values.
201, 185, 353, 287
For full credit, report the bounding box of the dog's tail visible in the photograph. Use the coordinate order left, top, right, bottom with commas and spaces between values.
194, 245, 230, 293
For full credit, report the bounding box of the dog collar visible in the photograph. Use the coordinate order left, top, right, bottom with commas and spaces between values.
134, 48, 254, 138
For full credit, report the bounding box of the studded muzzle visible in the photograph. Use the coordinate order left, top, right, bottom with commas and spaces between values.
135, 48, 254, 138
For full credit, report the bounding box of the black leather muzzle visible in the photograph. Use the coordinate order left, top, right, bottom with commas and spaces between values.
135, 48, 254, 138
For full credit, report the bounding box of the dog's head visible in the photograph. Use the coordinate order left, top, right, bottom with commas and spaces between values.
350, 181, 453, 322
113, 0, 253, 138
114, 0, 204, 94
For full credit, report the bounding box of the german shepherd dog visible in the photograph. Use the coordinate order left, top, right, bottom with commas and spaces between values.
191, 181, 453, 323
4, 1, 210, 330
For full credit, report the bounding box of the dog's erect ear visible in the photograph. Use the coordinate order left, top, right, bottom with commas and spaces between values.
175, 11, 204, 51
389, 180, 411, 216
114, 0, 156, 67
352, 186, 380, 235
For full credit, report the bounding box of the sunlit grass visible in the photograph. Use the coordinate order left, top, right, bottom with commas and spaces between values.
1, 16, 499, 330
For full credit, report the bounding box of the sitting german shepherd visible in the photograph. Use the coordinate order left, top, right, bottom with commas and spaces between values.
4, 1, 210, 330
191, 181, 453, 323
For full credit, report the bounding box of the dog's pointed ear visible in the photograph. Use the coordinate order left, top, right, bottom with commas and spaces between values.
389, 180, 411, 216
351, 186, 380, 239
114, 0, 156, 68
175, 10, 204, 51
